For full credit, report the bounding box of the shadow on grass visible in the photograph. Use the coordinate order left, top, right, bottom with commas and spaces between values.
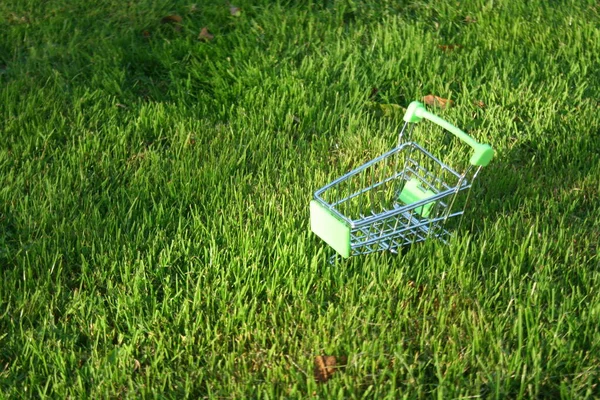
466, 129, 600, 230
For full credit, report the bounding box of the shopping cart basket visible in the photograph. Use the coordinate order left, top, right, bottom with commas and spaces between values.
310, 101, 494, 259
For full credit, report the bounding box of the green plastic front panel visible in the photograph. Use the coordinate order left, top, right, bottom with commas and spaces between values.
398, 179, 436, 218
310, 200, 351, 258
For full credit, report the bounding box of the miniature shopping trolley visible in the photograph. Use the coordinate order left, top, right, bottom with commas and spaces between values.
310, 101, 494, 258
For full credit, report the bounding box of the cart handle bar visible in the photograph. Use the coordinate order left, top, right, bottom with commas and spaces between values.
403, 101, 494, 167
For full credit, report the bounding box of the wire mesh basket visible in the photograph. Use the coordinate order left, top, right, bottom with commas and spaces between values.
310, 101, 494, 259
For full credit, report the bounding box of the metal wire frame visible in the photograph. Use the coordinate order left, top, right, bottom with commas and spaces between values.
314, 122, 483, 258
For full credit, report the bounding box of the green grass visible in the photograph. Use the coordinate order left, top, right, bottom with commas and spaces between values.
1, 0, 599, 398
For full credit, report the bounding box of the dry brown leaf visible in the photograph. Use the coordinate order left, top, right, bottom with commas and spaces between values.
423, 95, 454, 109
369, 87, 379, 100
230, 6, 242, 17
474, 100, 486, 108
464, 15, 477, 24
437, 44, 461, 52
134, 359, 141, 371
161, 15, 182, 24
161, 15, 182, 31
314, 355, 347, 383
198, 27, 214, 41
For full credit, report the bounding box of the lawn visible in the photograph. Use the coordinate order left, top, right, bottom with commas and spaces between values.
1, 0, 599, 398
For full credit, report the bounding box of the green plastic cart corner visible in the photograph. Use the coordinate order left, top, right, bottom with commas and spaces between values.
310, 200, 351, 258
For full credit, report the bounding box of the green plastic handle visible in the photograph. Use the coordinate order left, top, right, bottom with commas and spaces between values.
403, 101, 494, 167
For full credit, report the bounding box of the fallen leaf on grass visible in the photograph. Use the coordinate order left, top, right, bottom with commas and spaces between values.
161, 15, 182, 31
198, 27, 214, 41
369, 87, 379, 100
474, 100, 486, 108
314, 355, 347, 383
229, 5, 242, 17
437, 44, 461, 52
134, 359, 141, 371
161, 15, 183, 24
423, 95, 454, 109
464, 15, 477, 24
